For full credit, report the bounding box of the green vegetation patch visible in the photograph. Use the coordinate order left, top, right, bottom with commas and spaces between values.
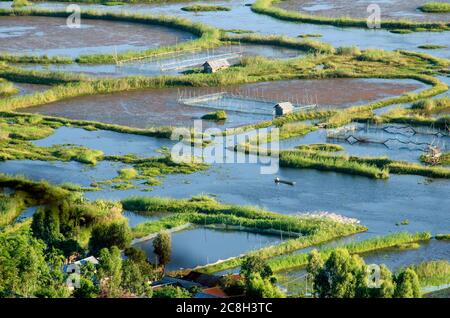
123, 195, 366, 272
201, 110, 227, 121
418, 44, 448, 50
252, 0, 450, 32
181, 5, 231, 12
268, 232, 431, 272
419, 2, 450, 13
410, 260, 450, 287
435, 234, 450, 240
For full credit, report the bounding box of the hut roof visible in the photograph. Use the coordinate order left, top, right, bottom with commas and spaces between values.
274, 102, 294, 110
203, 59, 230, 70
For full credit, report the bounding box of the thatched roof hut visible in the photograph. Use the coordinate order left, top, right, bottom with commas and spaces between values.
203, 59, 230, 73
274, 102, 294, 116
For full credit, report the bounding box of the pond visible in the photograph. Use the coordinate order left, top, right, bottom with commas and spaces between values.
32, 126, 175, 157
133, 226, 281, 271
15, 44, 304, 78
22, 78, 424, 129
2, 1, 448, 58
277, 0, 450, 23
0, 15, 194, 57
278, 123, 449, 163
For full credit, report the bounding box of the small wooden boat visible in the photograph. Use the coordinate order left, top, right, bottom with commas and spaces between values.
274, 177, 296, 186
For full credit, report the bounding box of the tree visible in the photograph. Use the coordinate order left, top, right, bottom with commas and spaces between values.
89, 221, 131, 255
152, 286, 190, 298
124, 247, 157, 279
394, 268, 421, 298
121, 259, 145, 296
367, 264, 395, 298
308, 249, 367, 298
246, 273, 285, 298
240, 255, 273, 280
153, 231, 171, 269
0, 231, 49, 297
98, 247, 123, 297
73, 277, 99, 298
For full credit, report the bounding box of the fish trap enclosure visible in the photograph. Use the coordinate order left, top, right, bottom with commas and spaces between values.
178, 91, 317, 115
114, 44, 244, 73
326, 123, 449, 152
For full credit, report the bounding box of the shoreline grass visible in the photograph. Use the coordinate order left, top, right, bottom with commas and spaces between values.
123, 196, 366, 272
252, 0, 450, 32
269, 232, 432, 272
0, 8, 222, 64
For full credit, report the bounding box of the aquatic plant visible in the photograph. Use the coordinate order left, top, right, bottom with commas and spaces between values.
181, 5, 231, 12
201, 110, 227, 121
419, 2, 450, 13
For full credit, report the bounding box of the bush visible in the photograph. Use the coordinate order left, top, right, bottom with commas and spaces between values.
89, 221, 131, 255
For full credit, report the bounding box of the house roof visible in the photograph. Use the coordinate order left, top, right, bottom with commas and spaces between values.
274, 102, 294, 109
74, 256, 99, 266
152, 276, 201, 290
194, 287, 228, 298
203, 59, 230, 70
183, 271, 222, 287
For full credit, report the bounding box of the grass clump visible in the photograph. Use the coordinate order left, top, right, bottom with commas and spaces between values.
298, 33, 322, 38
418, 44, 448, 50
0, 79, 18, 97
419, 2, 450, 13
435, 234, 450, 240
117, 168, 138, 180
201, 110, 227, 121
410, 260, 450, 287
181, 5, 231, 12
295, 144, 344, 152
11, 0, 32, 8
336, 46, 361, 56
280, 150, 390, 179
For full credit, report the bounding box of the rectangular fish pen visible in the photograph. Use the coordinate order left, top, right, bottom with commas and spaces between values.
178, 91, 317, 115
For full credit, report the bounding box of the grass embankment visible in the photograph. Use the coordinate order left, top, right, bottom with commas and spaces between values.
0, 114, 104, 165
0, 78, 18, 97
181, 5, 230, 12
222, 33, 335, 54
0, 113, 208, 190
0, 54, 73, 65
268, 232, 432, 272
0, 8, 222, 64
373, 96, 449, 131
239, 140, 450, 179
252, 0, 450, 32
123, 196, 366, 272
1, 45, 446, 121
419, 2, 450, 13
411, 260, 450, 287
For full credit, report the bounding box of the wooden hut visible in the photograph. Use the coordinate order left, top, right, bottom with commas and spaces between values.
274, 102, 294, 117
203, 59, 230, 73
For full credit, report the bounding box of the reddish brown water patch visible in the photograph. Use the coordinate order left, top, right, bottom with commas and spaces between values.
0, 16, 194, 57
22, 78, 423, 128
277, 0, 450, 22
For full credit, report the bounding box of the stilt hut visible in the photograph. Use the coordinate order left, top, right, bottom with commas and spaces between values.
274, 102, 294, 117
